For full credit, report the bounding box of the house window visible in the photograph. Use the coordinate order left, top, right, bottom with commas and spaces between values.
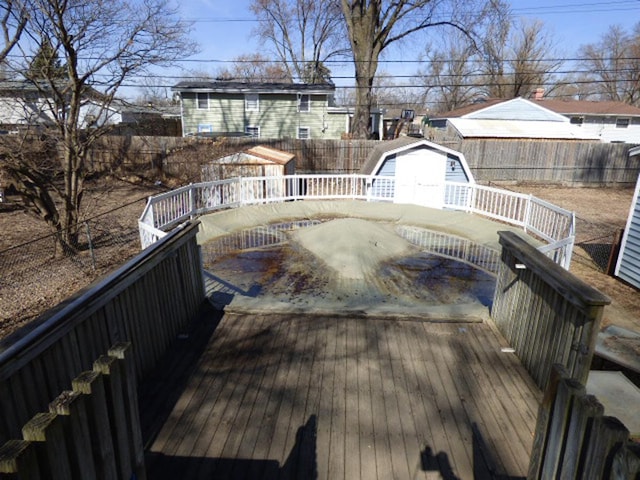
246, 125, 260, 138
198, 124, 213, 134
197, 93, 208, 110
616, 118, 630, 128
570, 116, 583, 126
298, 126, 310, 139
245, 94, 259, 112
298, 94, 310, 112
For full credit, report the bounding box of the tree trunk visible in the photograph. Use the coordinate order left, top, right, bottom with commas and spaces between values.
342, 0, 381, 139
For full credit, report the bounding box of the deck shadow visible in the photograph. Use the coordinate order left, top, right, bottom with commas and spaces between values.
145, 415, 318, 479
420, 423, 526, 480
138, 302, 224, 446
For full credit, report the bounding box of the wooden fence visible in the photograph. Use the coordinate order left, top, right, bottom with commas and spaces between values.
0, 221, 205, 445
491, 231, 611, 389
92, 135, 638, 185
528, 363, 640, 479
3, 134, 637, 185
0, 343, 145, 479
453, 139, 638, 186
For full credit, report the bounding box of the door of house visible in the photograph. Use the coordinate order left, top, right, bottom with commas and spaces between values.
394, 150, 446, 208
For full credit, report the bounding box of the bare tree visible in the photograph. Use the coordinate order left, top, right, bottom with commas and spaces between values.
0, 0, 26, 63
214, 53, 291, 82
481, 18, 561, 98
1, 0, 196, 248
578, 23, 640, 105
418, 31, 481, 112
340, 0, 506, 138
250, 0, 348, 83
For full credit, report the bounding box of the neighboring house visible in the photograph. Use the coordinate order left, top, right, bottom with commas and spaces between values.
535, 97, 640, 143
433, 95, 640, 143
0, 79, 127, 130
172, 81, 383, 140
0, 79, 54, 127
431, 97, 600, 141
360, 136, 474, 208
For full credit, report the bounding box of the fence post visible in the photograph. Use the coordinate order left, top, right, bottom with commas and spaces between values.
49, 390, 98, 479
189, 183, 195, 219
84, 222, 97, 270
22, 412, 73, 478
72, 370, 118, 480
524, 194, 533, 234
0, 440, 42, 478
582, 415, 630, 477
528, 363, 569, 480
108, 342, 146, 480
93, 355, 133, 480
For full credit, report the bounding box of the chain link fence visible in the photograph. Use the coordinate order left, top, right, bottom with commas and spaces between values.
572, 216, 623, 274
0, 197, 148, 337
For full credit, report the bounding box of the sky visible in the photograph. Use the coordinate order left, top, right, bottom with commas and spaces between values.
138, 0, 640, 98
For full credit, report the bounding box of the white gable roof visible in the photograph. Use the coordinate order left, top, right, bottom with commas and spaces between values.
448, 118, 601, 140
461, 97, 569, 122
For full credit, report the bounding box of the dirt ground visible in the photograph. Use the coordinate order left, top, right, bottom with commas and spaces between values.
1, 180, 639, 339
0, 177, 162, 338
0, 177, 162, 250
507, 184, 639, 333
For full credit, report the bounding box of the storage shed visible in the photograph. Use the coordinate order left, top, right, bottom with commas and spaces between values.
202, 145, 296, 201
615, 158, 640, 289
360, 136, 475, 208
202, 145, 295, 181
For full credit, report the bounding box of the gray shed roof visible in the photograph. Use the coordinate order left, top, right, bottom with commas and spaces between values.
172, 81, 335, 96
361, 136, 427, 175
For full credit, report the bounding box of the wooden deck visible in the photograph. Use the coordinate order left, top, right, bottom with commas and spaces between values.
141, 311, 541, 480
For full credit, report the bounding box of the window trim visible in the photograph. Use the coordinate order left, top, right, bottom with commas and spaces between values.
616, 117, 630, 128
246, 125, 260, 138
297, 126, 310, 139
196, 92, 209, 110
298, 94, 311, 113
245, 93, 259, 112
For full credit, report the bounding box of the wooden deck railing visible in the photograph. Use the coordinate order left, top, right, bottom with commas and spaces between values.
0, 343, 146, 479
0, 222, 205, 445
139, 175, 576, 269
528, 364, 640, 479
492, 231, 611, 390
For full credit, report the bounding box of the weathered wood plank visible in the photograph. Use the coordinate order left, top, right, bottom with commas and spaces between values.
0, 440, 42, 478
72, 370, 118, 480
142, 315, 541, 480
21, 412, 72, 479
49, 390, 97, 480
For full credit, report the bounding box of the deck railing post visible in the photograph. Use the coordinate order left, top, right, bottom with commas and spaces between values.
524, 194, 533, 234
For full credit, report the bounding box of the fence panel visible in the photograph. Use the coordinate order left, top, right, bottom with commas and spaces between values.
492, 231, 610, 389
0, 343, 145, 479
528, 364, 640, 480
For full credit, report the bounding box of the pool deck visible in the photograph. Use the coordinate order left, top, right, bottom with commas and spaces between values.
140, 309, 541, 480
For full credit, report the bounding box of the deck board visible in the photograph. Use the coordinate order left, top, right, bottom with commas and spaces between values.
144, 313, 542, 480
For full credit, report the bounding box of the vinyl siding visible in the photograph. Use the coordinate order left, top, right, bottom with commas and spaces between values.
181, 92, 337, 139
616, 175, 640, 288
369, 147, 470, 200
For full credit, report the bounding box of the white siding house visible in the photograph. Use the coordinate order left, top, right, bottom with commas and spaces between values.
433, 96, 640, 143
432, 98, 600, 141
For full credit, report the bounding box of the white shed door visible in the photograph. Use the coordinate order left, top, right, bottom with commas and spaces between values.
394, 150, 446, 208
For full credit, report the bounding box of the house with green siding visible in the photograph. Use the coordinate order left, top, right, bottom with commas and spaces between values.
172, 81, 383, 140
